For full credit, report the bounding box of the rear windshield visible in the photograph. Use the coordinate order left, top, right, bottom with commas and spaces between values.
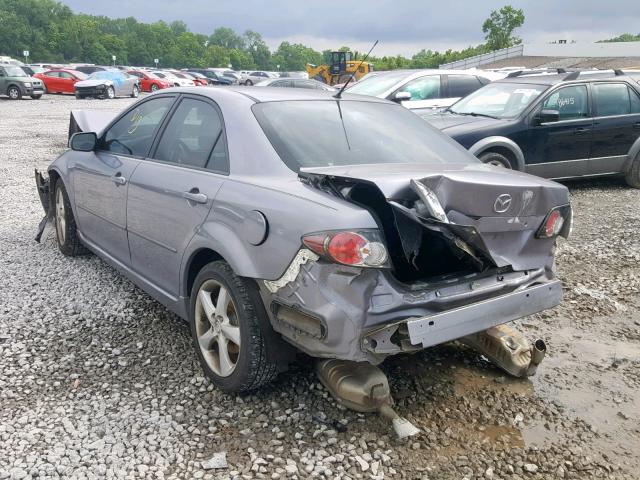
253, 100, 476, 170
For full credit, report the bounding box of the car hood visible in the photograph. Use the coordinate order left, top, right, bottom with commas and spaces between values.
424, 112, 508, 133
75, 79, 112, 87
7, 76, 42, 84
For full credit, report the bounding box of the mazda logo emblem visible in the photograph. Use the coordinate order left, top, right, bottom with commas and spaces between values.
494, 194, 512, 213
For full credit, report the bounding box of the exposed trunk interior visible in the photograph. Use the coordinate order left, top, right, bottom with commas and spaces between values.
300, 173, 494, 284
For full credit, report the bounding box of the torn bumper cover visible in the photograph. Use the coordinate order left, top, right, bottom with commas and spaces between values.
261, 252, 561, 364
34, 169, 51, 243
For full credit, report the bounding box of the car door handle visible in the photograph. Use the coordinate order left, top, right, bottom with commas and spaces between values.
112, 173, 127, 185
574, 127, 591, 135
182, 189, 208, 204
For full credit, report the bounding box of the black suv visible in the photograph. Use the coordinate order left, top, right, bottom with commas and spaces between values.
420, 69, 640, 187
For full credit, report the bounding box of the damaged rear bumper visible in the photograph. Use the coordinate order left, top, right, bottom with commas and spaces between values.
261, 249, 561, 364
396, 280, 560, 349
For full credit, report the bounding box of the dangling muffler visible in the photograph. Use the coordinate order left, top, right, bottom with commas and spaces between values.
459, 324, 547, 378
316, 359, 420, 439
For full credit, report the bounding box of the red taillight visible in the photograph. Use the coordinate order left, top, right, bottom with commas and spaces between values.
327, 232, 367, 265
537, 205, 571, 239
302, 230, 389, 268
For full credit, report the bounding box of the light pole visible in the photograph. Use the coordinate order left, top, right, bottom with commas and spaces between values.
154, 58, 159, 68
23, 50, 29, 64
112, 55, 116, 67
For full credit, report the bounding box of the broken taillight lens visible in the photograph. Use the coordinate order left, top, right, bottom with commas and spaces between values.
537, 205, 572, 239
302, 230, 390, 268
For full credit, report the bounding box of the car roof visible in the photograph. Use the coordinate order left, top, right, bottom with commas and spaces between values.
159, 85, 391, 104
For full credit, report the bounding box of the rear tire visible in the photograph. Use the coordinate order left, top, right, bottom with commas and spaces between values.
625, 152, 640, 188
190, 261, 279, 392
7, 85, 21, 100
479, 151, 513, 169
54, 181, 88, 257
244, 79, 253, 86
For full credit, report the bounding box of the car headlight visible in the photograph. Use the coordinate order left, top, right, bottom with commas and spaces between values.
96, 84, 106, 90
23, 82, 32, 87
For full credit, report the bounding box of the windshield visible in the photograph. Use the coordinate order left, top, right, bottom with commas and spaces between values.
253, 100, 476, 170
347, 71, 410, 97
449, 82, 548, 119
4, 66, 28, 77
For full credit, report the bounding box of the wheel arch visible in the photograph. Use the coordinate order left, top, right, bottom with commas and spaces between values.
6, 83, 23, 95
468, 136, 526, 171
182, 247, 225, 298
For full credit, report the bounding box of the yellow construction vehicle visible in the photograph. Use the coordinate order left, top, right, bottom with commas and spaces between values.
306, 51, 374, 86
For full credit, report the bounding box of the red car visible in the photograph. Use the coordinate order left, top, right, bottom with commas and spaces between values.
127, 70, 172, 92
174, 71, 208, 86
34, 69, 88, 94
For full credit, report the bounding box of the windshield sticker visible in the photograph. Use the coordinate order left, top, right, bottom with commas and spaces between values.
558, 97, 575, 108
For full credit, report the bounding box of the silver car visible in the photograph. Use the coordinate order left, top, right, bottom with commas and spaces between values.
74, 70, 140, 100
255, 77, 335, 91
241, 70, 278, 85
35, 87, 570, 392
347, 69, 505, 111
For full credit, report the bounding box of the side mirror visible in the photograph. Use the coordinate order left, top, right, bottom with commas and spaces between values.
535, 109, 560, 125
393, 91, 412, 103
70, 132, 97, 151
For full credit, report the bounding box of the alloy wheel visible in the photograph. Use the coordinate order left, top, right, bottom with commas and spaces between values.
8, 87, 20, 99
55, 187, 66, 244
194, 280, 241, 377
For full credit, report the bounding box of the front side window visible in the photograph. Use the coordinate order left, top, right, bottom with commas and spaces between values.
448, 75, 483, 98
154, 98, 228, 172
541, 85, 589, 120
450, 82, 547, 119
396, 76, 441, 101
101, 97, 174, 157
593, 83, 640, 116
253, 100, 476, 171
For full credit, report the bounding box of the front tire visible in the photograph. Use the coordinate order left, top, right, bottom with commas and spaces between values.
31, 94, 42, 100
131, 85, 139, 98
150, 83, 159, 92
106, 86, 115, 99
244, 79, 253, 86
479, 151, 513, 169
7, 85, 21, 100
190, 261, 278, 392
54, 181, 88, 256
625, 152, 640, 188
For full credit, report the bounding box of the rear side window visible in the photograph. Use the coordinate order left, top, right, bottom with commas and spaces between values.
593, 83, 640, 116
101, 97, 174, 157
448, 75, 483, 98
542, 85, 589, 120
153, 98, 228, 173
396, 75, 441, 101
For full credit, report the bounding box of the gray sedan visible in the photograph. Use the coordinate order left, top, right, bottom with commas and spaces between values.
255, 77, 335, 91
35, 87, 570, 392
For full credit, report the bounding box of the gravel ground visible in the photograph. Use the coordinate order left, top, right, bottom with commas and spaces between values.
1, 94, 639, 480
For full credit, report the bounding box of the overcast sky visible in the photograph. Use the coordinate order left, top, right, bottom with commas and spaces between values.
59, 0, 640, 56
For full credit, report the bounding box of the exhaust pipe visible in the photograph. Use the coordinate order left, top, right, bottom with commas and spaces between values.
460, 324, 547, 378
316, 359, 420, 439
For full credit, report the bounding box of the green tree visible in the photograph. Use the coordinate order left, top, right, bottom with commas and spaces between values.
209, 27, 244, 50
482, 5, 525, 51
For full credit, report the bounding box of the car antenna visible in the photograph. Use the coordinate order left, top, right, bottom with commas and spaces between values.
333, 40, 378, 99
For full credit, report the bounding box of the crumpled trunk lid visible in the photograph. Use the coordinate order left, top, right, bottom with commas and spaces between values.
299, 163, 569, 282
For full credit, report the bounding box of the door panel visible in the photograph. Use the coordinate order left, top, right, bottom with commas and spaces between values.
591, 83, 640, 161
127, 96, 229, 296
73, 153, 140, 264
127, 164, 224, 296
73, 95, 176, 264
526, 84, 592, 165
